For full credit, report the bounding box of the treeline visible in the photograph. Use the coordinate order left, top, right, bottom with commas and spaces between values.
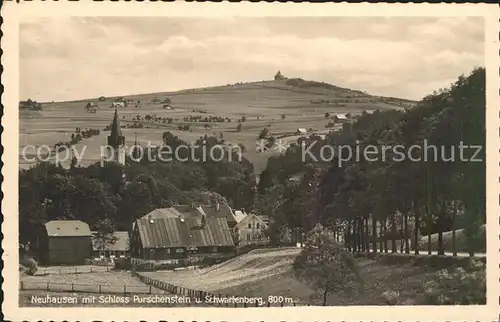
19, 134, 256, 244
256, 68, 485, 256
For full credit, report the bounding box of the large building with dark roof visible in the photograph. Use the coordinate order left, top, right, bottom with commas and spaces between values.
130, 205, 235, 260
38, 220, 93, 265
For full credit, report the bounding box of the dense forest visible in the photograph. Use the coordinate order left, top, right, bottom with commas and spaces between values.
19, 68, 485, 255
256, 67, 485, 255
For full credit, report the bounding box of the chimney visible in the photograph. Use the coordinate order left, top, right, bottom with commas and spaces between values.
148, 215, 154, 224
201, 215, 206, 229
215, 202, 220, 212
241, 208, 245, 214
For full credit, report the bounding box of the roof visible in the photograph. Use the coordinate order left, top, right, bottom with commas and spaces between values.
173, 204, 237, 224
135, 216, 234, 248
233, 210, 247, 223
336, 113, 348, 120
110, 108, 123, 138
235, 213, 268, 229
297, 128, 307, 132
141, 208, 185, 220
91, 231, 130, 251
44, 220, 92, 237
257, 215, 270, 223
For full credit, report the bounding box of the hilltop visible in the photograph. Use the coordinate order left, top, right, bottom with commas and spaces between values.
77, 78, 415, 112
20, 76, 415, 173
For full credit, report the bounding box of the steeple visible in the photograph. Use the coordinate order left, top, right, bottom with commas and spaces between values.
108, 108, 125, 148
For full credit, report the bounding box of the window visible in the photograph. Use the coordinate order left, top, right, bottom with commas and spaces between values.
211, 247, 218, 253
176, 248, 185, 253
165, 249, 171, 254
247, 234, 251, 241
248, 223, 251, 229
257, 223, 260, 229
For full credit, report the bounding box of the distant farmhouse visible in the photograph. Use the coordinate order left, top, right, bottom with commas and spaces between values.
85, 102, 98, 113
334, 113, 349, 123
296, 128, 308, 135
38, 220, 92, 265
111, 101, 126, 108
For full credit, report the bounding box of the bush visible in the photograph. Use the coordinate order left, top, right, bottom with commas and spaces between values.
422, 260, 485, 305
382, 290, 400, 305
25, 258, 38, 275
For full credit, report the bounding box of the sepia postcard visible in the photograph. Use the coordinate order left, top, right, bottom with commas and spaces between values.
2, 2, 499, 321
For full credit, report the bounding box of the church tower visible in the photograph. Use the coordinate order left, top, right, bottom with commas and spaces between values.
106, 108, 126, 165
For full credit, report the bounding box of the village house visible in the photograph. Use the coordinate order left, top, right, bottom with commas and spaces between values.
130, 206, 235, 260
233, 212, 269, 246
38, 220, 92, 265
295, 128, 308, 135
334, 113, 349, 123
91, 231, 130, 259
111, 101, 125, 108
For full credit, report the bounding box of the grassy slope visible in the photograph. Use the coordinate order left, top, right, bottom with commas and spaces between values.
20, 80, 412, 173
144, 247, 443, 305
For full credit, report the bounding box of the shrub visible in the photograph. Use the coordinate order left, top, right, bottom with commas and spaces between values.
382, 290, 400, 305
422, 259, 485, 305
25, 258, 38, 275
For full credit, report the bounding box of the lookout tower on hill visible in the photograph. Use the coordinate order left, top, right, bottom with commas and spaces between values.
274, 70, 286, 81
106, 108, 126, 165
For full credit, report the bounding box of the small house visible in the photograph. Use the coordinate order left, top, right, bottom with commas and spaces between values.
296, 128, 308, 135
234, 213, 268, 246
38, 220, 92, 265
91, 231, 130, 259
334, 113, 349, 122
111, 102, 125, 108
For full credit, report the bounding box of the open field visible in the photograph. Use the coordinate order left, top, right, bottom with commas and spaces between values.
20, 79, 409, 173
141, 247, 470, 305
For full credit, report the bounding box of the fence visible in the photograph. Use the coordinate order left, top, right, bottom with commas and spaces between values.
19, 280, 161, 294
35, 266, 110, 275
130, 270, 302, 307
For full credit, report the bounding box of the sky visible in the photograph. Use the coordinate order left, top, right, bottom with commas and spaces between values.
20, 16, 484, 102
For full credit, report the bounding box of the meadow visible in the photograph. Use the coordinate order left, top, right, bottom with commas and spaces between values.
20, 268, 167, 294
20, 79, 409, 173
141, 247, 479, 306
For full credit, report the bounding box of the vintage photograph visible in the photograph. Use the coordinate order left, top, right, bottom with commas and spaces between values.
9, 4, 492, 317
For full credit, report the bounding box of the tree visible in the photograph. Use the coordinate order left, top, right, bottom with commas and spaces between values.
241, 115, 246, 123
258, 128, 269, 140
293, 224, 362, 306
236, 123, 242, 132
281, 114, 286, 120
92, 219, 118, 268
324, 112, 330, 118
